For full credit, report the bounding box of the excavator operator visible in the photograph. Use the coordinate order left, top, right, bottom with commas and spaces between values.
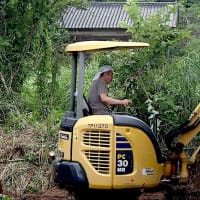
88, 65, 132, 115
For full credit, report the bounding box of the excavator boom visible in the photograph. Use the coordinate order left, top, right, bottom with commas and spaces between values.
178, 103, 200, 145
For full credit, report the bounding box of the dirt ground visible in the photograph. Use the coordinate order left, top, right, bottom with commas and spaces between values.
4, 187, 200, 200
4, 178, 200, 200
4, 187, 68, 200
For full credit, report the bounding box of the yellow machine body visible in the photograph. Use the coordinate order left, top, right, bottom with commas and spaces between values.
57, 114, 164, 189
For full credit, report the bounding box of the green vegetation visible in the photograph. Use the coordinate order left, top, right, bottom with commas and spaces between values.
2, 195, 14, 200
116, 0, 200, 136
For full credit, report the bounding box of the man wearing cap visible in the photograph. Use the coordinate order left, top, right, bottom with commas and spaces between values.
88, 65, 132, 115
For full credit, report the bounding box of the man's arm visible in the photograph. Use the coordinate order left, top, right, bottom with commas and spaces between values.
100, 93, 131, 107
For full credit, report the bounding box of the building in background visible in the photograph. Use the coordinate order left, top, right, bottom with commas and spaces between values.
60, 2, 179, 41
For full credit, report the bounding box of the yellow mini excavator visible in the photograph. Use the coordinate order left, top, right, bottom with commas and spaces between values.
49, 41, 200, 200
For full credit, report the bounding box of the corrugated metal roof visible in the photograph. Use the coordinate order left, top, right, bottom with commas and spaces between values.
60, 2, 178, 30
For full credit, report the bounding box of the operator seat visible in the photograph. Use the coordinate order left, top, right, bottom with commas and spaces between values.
82, 95, 93, 116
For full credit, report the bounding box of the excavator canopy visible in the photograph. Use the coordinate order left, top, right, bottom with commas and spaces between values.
65, 40, 150, 119
65, 41, 150, 53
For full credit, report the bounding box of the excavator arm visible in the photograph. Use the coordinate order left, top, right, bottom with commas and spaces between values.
165, 103, 200, 151
163, 103, 200, 183
177, 103, 200, 145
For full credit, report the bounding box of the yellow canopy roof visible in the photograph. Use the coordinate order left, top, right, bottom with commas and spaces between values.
65, 41, 150, 53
